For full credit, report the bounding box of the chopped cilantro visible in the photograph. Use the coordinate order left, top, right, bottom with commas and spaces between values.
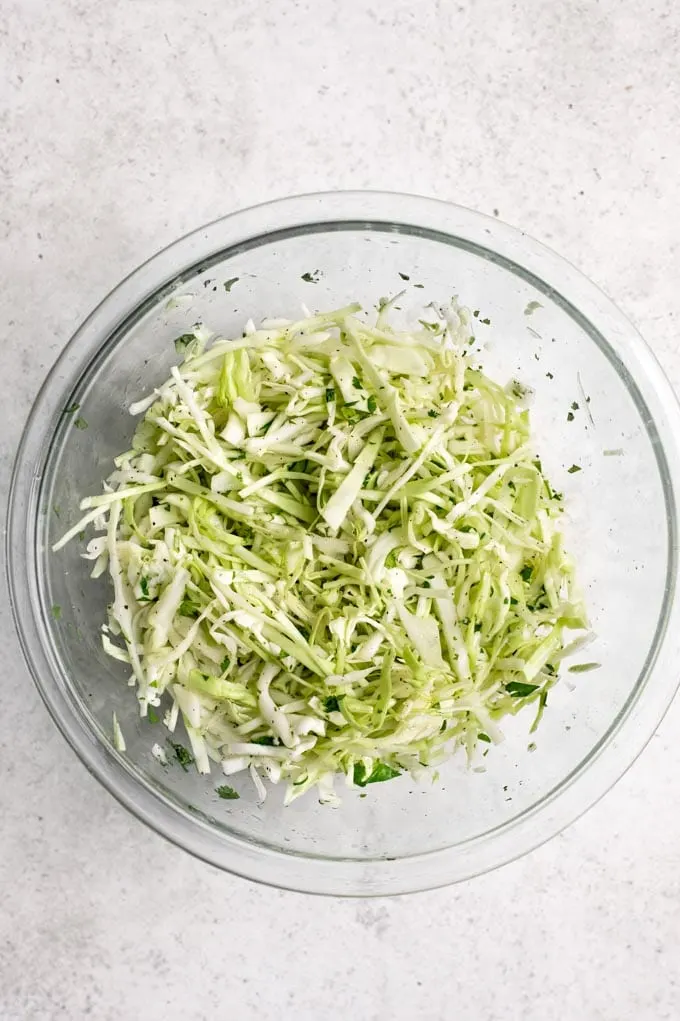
223, 277, 239, 292
506, 681, 540, 697
428, 409, 439, 418
139, 576, 150, 599
216, 784, 240, 799
168, 741, 194, 770
571, 401, 579, 411
568, 662, 601, 673
251, 735, 276, 746
546, 371, 554, 380
147, 707, 159, 724
325, 387, 336, 403
74, 416, 88, 430
353, 762, 401, 787
367, 395, 377, 413
398, 271, 410, 280
220, 656, 230, 673
567, 411, 575, 422
520, 565, 533, 582
478, 732, 491, 743
63, 401, 80, 415
567, 464, 582, 474
352, 376, 363, 389
323, 695, 340, 713
301, 270, 320, 283
51, 604, 62, 620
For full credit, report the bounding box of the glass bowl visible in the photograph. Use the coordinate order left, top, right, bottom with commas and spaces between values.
8, 191, 680, 896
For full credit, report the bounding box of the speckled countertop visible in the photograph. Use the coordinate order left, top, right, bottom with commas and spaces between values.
2, 2, 680, 1018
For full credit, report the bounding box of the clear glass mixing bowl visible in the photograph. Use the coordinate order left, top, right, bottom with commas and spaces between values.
8, 192, 680, 895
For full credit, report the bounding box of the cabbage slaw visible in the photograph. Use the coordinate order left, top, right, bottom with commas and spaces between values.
55, 300, 587, 805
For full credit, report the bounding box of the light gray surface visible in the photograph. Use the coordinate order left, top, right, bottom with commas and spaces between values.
2, 1, 679, 1018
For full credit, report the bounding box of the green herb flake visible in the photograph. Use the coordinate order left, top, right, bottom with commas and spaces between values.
63, 401, 80, 415
567, 411, 575, 422
147, 707, 159, 724
74, 417, 88, 430
252, 735, 276, 746
325, 387, 336, 403
168, 741, 194, 771
323, 695, 340, 713
506, 681, 540, 698
223, 277, 239, 292
367, 395, 377, 413
478, 732, 491, 743
139, 576, 150, 599
546, 371, 554, 380
352, 376, 363, 389
301, 270, 320, 283
428, 409, 439, 418
353, 762, 401, 787
571, 401, 579, 411
398, 272, 410, 281
51, 604, 62, 620
567, 464, 582, 474
520, 565, 533, 582
216, 784, 240, 800
220, 656, 230, 673
568, 662, 601, 674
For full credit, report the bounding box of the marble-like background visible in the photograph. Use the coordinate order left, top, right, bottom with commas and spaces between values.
1, 1, 679, 1018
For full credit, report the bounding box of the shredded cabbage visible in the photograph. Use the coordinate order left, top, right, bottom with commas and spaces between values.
55, 301, 587, 804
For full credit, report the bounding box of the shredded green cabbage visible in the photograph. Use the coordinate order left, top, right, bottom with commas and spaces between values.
55, 301, 587, 805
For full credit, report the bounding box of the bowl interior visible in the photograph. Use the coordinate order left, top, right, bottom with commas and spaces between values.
38, 220, 670, 873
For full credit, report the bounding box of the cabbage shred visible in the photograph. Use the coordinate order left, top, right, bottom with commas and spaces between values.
55, 302, 587, 804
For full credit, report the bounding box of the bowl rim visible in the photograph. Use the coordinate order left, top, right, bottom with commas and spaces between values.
8, 189, 680, 896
